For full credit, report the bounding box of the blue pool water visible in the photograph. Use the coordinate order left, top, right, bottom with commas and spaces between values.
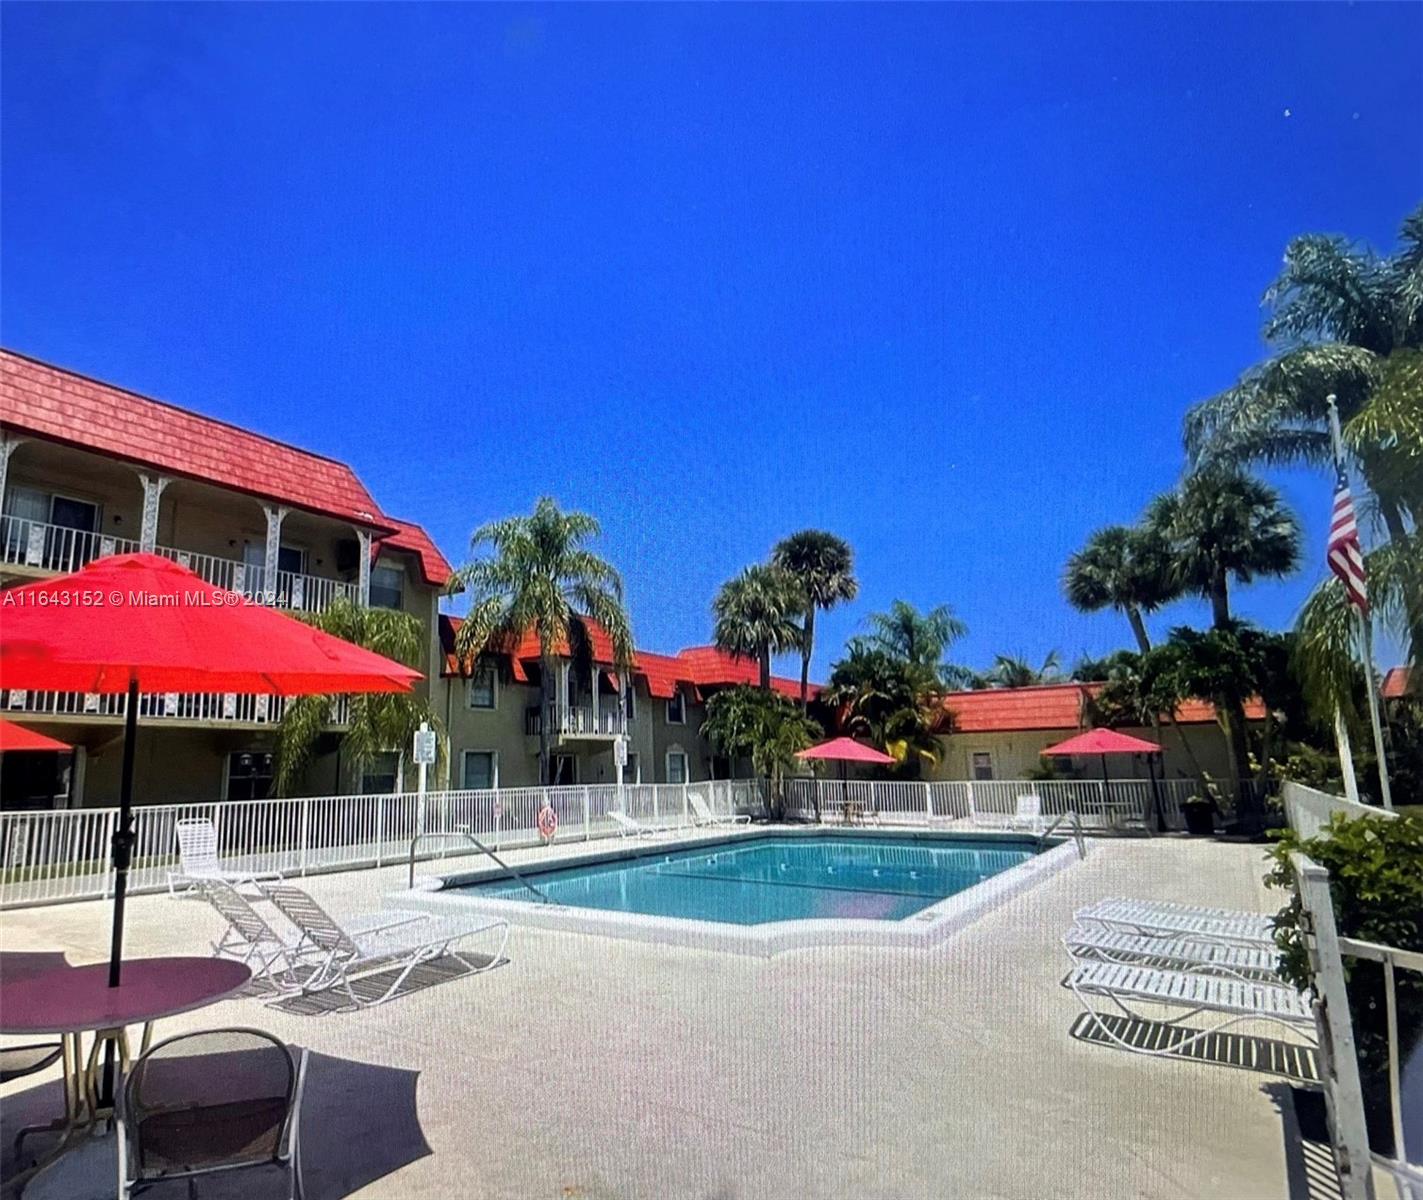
456, 835, 1038, 925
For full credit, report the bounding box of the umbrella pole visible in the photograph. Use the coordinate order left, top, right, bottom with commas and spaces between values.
108, 679, 138, 988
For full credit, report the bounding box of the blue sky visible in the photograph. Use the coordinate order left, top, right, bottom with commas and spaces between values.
3, 4, 1419, 677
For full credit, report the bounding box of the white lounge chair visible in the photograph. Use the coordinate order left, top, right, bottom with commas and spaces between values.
264, 884, 509, 1008
197, 881, 422, 994
1065, 923, 1281, 981
168, 818, 283, 896
688, 792, 751, 828
1075, 897, 1276, 946
1066, 958, 1315, 1059
609, 810, 666, 839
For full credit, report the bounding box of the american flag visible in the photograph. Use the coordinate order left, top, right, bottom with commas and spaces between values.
1327, 469, 1368, 614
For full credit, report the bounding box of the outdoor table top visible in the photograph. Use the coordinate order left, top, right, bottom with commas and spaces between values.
0, 956, 251, 1036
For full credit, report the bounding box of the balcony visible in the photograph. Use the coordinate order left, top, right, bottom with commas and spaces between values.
3, 688, 350, 728
0, 514, 358, 615
524, 703, 628, 741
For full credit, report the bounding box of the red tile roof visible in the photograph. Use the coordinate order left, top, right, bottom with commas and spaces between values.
936, 681, 1265, 734
375, 518, 453, 588
438, 617, 814, 700
1382, 667, 1413, 700
2, 349, 452, 588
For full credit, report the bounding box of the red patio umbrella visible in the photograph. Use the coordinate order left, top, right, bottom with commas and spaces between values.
0, 718, 71, 753
797, 737, 895, 823
1041, 727, 1165, 831
0, 553, 422, 990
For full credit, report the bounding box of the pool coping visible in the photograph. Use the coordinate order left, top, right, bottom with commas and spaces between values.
385, 826, 1082, 958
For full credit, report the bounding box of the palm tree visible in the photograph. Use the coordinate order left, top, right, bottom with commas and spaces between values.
1146, 469, 1302, 628
1184, 206, 1423, 655
1146, 469, 1301, 810
712, 564, 803, 690
275, 599, 440, 796
1063, 524, 1178, 653
452, 497, 634, 786
862, 600, 968, 685
702, 685, 821, 819
772, 530, 858, 710
984, 651, 1061, 689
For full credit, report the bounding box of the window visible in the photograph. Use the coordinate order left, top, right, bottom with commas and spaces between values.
550, 755, 577, 786
462, 750, 498, 791
665, 689, 686, 725
970, 751, 995, 781
466, 666, 497, 709
369, 563, 404, 610
226, 752, 274, 802
361, 751, 401, 794
665, 749, 689, 785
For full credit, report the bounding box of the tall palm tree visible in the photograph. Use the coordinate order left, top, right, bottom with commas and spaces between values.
772, 530, 858, 710
712, 564, 803, 691
984, 651, 1061, 689
1063, 524, 1178, 653
452, 497, 634, 786
1184, 205, 1423, 655
1146, 469, 1302, 628
275, 599, 439, 796
862, 600, 968, 684
1146, 469, 1301, 806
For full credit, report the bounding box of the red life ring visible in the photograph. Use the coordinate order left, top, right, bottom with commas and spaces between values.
537, 804, 558, 842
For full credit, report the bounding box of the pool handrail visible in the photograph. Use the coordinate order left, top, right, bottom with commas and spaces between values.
407, 828, 554, 904
1038, 810, 1086, 859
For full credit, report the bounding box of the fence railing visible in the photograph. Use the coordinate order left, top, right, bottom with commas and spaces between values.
780, 776, 1201, 831
0, 779, 763, 909
0, 514, 358, 615
2, 688, 350, 728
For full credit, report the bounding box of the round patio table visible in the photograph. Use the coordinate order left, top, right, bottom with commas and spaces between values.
0, 956, 251, 1194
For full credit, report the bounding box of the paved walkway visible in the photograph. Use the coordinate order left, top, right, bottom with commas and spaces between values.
1, 833, 1328, 1199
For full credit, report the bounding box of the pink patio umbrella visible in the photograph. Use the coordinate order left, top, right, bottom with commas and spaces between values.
1041, 727, 1165, 831
796, 737, 895, 823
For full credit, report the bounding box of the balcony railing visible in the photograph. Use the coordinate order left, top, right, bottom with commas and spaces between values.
524, 704, 628, 739
0, 514, 358, 614
3, 688, 350, 728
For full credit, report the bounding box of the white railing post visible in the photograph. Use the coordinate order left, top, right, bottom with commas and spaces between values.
583, 786, 591, 842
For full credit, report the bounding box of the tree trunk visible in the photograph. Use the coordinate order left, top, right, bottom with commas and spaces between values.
800, 606, 815, 711
759, 647, 772, 691
538, 653, 553, 786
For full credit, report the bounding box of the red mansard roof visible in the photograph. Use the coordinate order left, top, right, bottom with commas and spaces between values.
1382, 667, 1412, 700
937, 681, 1266, 735
375, 518, 453, 588
1, 349, 452, 587
438, 617, 814, 700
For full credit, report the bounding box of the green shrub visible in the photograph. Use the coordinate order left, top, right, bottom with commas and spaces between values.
1266, 812, 1423, 1151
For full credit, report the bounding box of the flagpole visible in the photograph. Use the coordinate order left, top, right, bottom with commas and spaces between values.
1327, 394, 1394, 810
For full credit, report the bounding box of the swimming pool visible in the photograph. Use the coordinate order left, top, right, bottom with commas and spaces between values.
393, 828, 1080, 956
458, 835, 1036, 924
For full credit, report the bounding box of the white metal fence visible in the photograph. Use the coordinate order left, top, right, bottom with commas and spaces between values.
0, 779, 762, 909
781, 776, 1201, 831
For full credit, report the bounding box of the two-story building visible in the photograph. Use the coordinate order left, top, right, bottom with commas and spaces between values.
437, 616, 810, 789
0, 349, 452, 808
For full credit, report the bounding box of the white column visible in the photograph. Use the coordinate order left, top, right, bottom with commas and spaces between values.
262, 504, 287, 600
0, 433, 22, 512
355, 528, 372, 606
138, 473, 171, 552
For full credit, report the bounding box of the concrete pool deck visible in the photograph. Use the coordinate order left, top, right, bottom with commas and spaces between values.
0, 831, 1333, 1199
